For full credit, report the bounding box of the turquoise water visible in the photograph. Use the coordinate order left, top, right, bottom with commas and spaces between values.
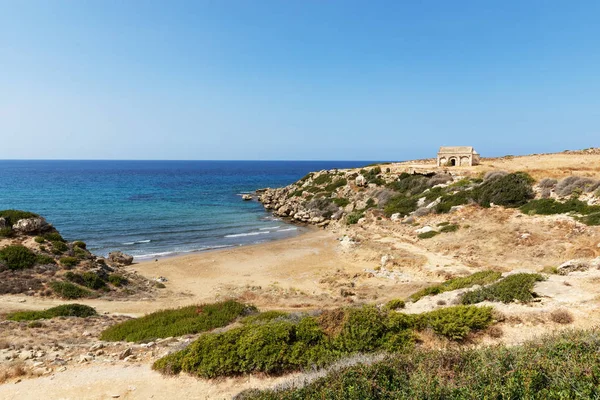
0, 160, 372, 259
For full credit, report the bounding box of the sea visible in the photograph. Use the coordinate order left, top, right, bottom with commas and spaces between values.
0, 160, 374, 260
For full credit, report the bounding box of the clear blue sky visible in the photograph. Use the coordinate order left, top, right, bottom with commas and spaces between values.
1, 1, 599, 160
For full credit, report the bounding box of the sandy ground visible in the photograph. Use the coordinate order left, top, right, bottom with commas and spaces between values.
0, 363, 297, 400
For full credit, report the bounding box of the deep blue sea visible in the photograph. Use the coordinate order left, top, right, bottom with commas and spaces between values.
0, 160, 372, 259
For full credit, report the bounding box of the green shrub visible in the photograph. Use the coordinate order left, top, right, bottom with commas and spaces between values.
34, 236, 45, 243
108, 274, 128, 287
324, 179, 347, 192
440, 224, 459, 233
414, 306, 493, 340
59, 256, 78, 267
0, 210, 39, 226
7, 304, 97, 321
0, 227, 14, 238
384, 196, 418, 217
387, 174, 431, 196
247, 329, 600, 399
101, 300, 255, 342
153, 304, 492, 378
385, 299, 405, 310
417, 231, 439, 239
0, 245, 37, 270
43, 232, 65, 242
313, 174, 333, 185
435, 190, 471, 213
73, 241, 86, 249
462, 273, 544, 304
50, 281, 92, 299
580, 212, 600, 226
36, 254, 56, 265
332, 197, 350, 207
474, 172, 534, 208
410, 271, 502, 302
241, 310, 289, 324
52, 241, 68, 253
346, 211, 364, 225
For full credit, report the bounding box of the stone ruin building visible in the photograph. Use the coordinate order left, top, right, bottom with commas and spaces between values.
437, 146, 480, 167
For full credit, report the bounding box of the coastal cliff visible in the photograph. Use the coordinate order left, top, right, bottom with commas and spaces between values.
0, 210, 155, 299
258, 152, 600, 230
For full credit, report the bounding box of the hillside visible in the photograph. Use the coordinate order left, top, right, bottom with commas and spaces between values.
0, 210, 156, 299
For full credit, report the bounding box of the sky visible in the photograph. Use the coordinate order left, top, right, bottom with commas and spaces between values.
1, 1, 599, 161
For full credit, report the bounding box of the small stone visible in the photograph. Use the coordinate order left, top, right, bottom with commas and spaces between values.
79, 354, 93, 363
82, 331, 92, 337
90, 343, 104, 351
119, 348, 132, 360
57, 367, 67, 372
19, 351, 33, 360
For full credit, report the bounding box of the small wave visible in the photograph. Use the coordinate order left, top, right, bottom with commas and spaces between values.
259, 226, 280, 230
224, 231, 270, 238
122, 239, 152, 245
134, 244, 236, 260
276, 227, 297, 232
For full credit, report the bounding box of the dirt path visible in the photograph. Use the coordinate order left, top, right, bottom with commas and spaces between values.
0, 364, 294, 400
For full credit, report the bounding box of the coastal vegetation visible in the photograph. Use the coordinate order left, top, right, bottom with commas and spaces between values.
152, 304, 494, 378
409, 270, 502, 302
100, 300, 254, 342
6, 304, 97, 321
243, 329, 600, 399
0, 245, 37, 270
461, 273, 544, 304
50, 281, 93, 299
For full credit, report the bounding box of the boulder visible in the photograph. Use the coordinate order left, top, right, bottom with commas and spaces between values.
12, 217, 48, 234
241, 194, 252, 201
390, 213, 402, 222
108, 251, 134, 266
415, 226, 434, 234
557, 257, 600, 275
355, 175, 367, 187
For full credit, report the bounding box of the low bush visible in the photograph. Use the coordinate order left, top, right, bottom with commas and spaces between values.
59, 256, 79, 268
108, 274, 128, 287
555, 176, 600, 197
0, 228, 13, 238
0, 210, 39, 226
73, 241, 86, 249
550, 309, 574, 324
483, 171, 507, 181
36, 254, 56, 265
65, 271, 105, 289
153, 305, 492, 378
34, 236, 45, 243
50, 281, 93, 299
7, 304, 97, 321
474, 172, 535, 208
414, 305, 493, 340
409, 271, 502, 302
52, 241, 68, 253
435, 190, 471, 213
417, 231, 439, 239
384, 299, 405, 310
440, 223, 459, 233
43, 232, 65, 242
241, 310, 289, 325
246, 329, 600, 399
384, 196, 418, 217
0, 245, 37, 270
324, 179, 347, 193
312, 173, 333, 185
332, 197, 349, 207
346, 211, 364, 225
461, 273, 544, 304
538, 178, 558, 188
101, 300, 255, 342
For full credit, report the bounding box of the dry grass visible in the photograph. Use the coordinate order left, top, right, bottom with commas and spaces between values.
0, 361, 28, 384
550, 309, 574, 325
487, 325, 504, 338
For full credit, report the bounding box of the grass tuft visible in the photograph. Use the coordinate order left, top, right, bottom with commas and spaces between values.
409, 271, 502, 302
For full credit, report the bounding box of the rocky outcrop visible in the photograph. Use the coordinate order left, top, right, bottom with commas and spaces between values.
12, 217, 49, 234
108, 251, 134, 266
